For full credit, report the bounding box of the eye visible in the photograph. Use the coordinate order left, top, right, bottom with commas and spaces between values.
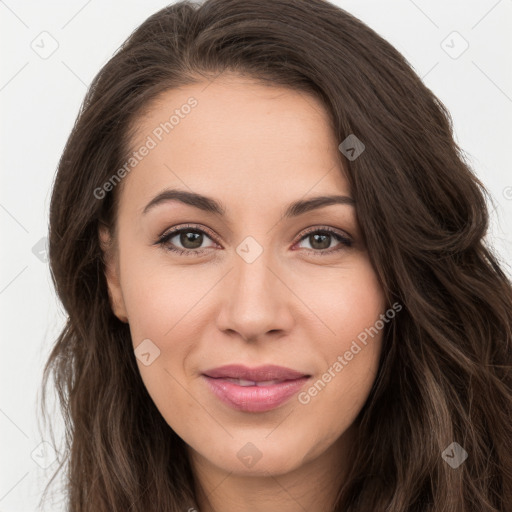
156, 224, 218, 257
294, 226, 353, 256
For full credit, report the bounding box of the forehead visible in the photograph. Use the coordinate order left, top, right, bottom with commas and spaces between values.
120, 74, 350, 214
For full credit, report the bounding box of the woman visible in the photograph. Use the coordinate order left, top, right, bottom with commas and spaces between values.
41, 0, 512, 510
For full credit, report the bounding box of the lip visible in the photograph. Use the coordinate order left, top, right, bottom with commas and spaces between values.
203, 364, 309, 381
202, 364, 311, 413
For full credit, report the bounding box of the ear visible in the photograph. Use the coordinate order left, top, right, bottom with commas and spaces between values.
98, 224, 129, 323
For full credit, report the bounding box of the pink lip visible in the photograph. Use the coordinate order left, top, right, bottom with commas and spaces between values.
203, 364, 309, 381
202, 364, 311, 412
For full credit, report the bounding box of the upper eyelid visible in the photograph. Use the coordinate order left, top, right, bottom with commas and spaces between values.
299, 225, 352, 239
160, 223, 219, 242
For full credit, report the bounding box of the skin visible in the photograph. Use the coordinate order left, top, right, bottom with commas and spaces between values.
100, 73, 387, 512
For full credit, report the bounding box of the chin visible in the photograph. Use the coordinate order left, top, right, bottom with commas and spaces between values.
203, 436, 310, 477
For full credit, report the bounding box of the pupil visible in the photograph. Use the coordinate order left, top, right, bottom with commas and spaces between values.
311, 233, 330, 250
181, 231, 202, 249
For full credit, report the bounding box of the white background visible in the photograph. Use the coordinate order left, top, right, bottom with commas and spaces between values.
1, 0, 511, 510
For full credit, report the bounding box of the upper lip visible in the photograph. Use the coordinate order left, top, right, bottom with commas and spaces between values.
202, 364, 310, 382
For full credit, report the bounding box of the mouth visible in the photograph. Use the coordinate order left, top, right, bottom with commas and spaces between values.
201, 364, 311, 412
218, 378, 293, 386
202, 363, 310, 381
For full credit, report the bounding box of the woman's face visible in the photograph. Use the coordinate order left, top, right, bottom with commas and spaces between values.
100, 74, 387, 478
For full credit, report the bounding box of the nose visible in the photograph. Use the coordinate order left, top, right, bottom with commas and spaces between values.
215, 248, 295, 343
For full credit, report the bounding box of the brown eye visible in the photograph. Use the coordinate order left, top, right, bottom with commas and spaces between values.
307, 232, 332, 250
295, 227, 352, 255
177, 230, 204, 249
157, 225, 218, 256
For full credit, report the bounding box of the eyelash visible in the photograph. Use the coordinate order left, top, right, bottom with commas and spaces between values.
156, 223, 353, 257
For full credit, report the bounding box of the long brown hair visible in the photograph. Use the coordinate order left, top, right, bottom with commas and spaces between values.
41, 0, 512, 510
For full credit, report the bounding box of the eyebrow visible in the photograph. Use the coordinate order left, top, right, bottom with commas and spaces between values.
142, 188, 355, 218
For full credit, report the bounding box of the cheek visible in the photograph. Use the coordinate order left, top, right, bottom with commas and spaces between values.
297, 327, 383, 447
123, 273, 206, 388
120, 265, 207, 434
119, 244, 210, 345
295, 259, 386, 420
295, 256, 386, 346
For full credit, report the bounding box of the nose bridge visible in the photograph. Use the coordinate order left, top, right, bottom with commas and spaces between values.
216, 240, 293, 340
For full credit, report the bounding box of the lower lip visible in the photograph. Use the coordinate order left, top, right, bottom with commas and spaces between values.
202, 375, 310, 412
